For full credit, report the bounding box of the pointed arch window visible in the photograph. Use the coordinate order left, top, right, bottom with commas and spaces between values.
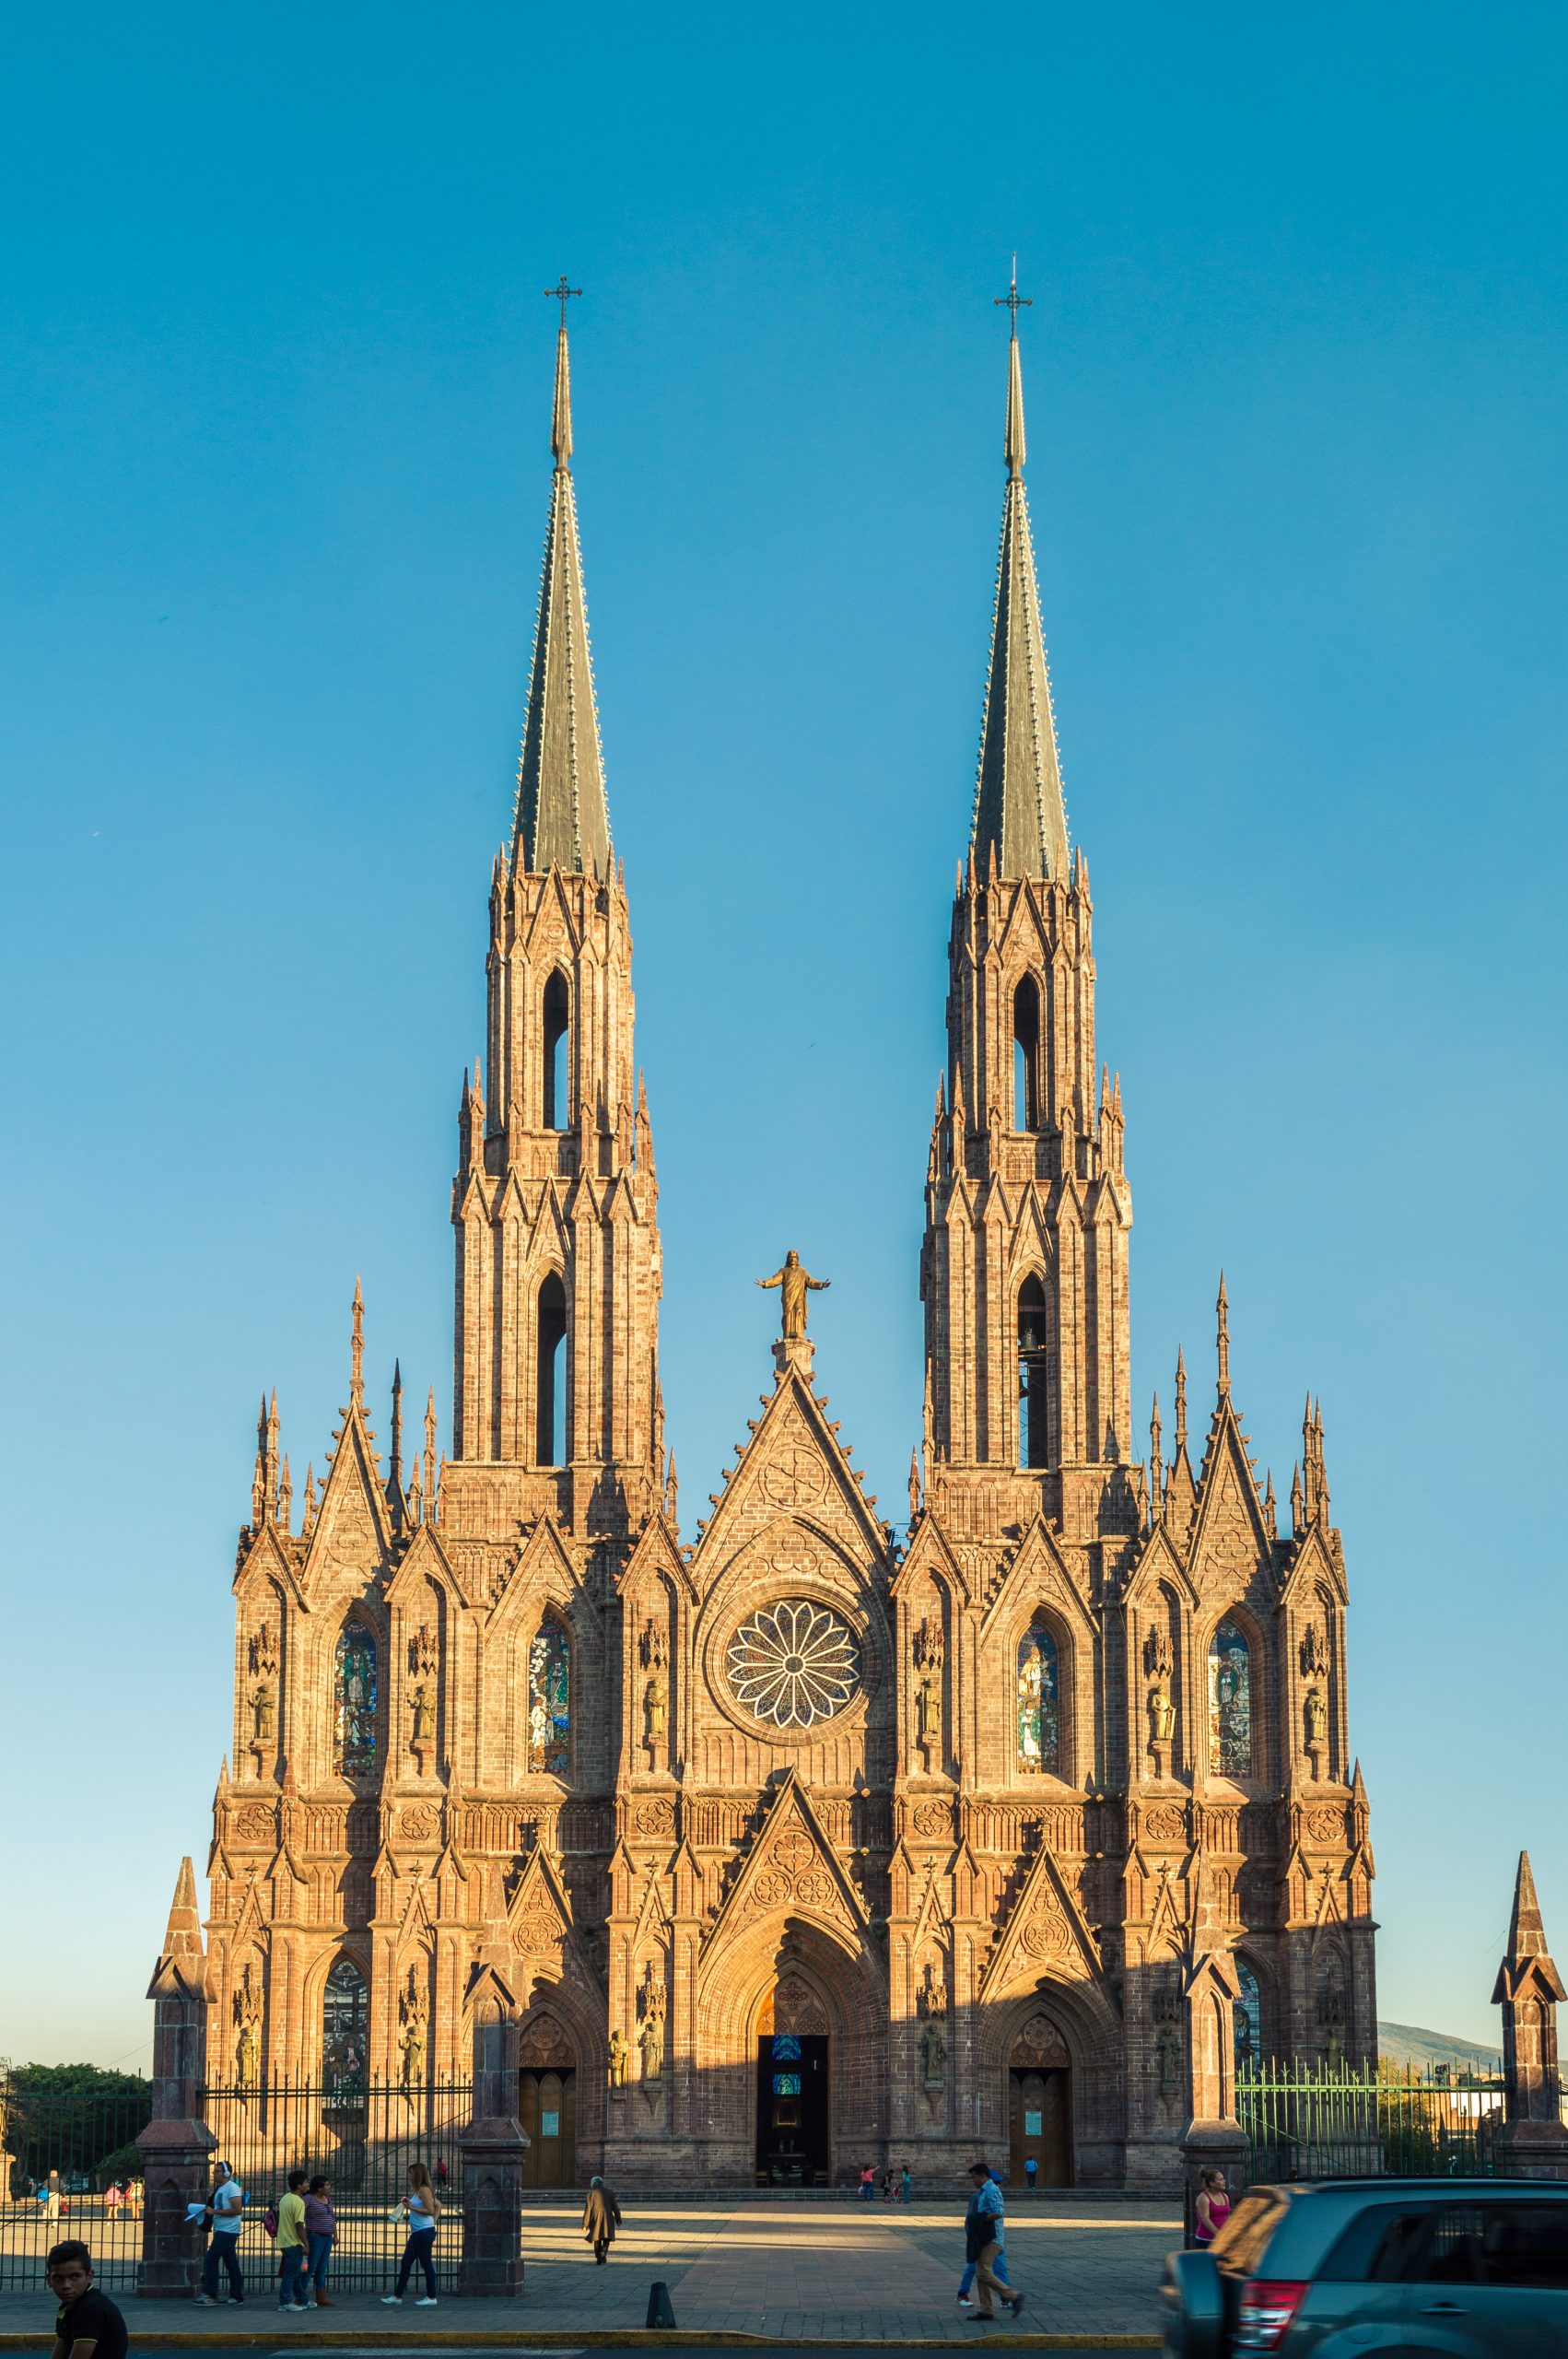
1012, 974, 1041, 1131
536, 1273, 568, 1466
542, 971, 570, 1130
1209, 1618, 1253, 1778
1015, 1619, 1060, 1774
1234, 1956, 1262, 2075
333, 1621, 378, 1776
322, 1957, 369, 2096
1017, 1276, 1050, 1469
528, 1618, 572, 1778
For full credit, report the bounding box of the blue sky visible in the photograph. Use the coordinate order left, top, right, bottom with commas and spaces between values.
2, 3, 1563, 2066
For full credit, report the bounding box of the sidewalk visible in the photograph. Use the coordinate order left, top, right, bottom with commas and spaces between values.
0, 2200, 1175, 2346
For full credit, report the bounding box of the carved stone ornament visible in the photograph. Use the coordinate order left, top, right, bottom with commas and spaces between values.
236, 1803, 274, 1843
634, 1798, 675, 1837
1300, 1624, 1328, 1681
1143, 1628, 1174, 1681
912, 1614, 944, 1672
1308, 1804, 1345, 1845
400, 1803, 439, 1843
249, 1621, 280, 1679
1144, 1803, 1185, 1844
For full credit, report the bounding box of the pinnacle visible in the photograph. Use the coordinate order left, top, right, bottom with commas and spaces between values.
968, 321, 1070, 886
512, 317, 612, 881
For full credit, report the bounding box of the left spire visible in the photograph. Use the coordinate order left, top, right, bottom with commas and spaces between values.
512, 278, 613, 882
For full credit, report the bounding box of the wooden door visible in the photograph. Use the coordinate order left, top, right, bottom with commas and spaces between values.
1009, 2066, 1072, 2186
518, 2068, 577, 2187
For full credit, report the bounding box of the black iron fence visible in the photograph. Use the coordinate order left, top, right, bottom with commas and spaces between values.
197, 2078, 471, 2295
0, 2078, 152, 2292
1238, 2061, 1510, 2185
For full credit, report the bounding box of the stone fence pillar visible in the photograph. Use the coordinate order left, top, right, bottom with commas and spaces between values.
1493, 1851, 1568, 2182
459, 1974, 529, 2295
1178, 1949, 1246, 2245
136, 1860, 215, 2295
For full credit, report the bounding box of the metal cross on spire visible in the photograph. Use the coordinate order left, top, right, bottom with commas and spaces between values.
994, 259, 1031, 334
546, 275, 582, 327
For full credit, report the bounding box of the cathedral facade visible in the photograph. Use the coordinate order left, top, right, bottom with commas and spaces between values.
188, 311, 1376, 2190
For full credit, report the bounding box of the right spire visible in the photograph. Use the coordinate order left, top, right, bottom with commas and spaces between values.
969, 270, 1071, 885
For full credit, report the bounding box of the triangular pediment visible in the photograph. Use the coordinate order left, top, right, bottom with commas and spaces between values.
1277, 1523, 1347, 1608
891, 1514, 972, 1606
1123, 1521, 1199, 1610
522, 867, 585, 963
226, 1869, 267, 1954
980, 1516, 1096, 1641
385, 1524, 462, 1609
305, 1399, 392, 1587
485, 1514, 583, 1631
232, 1522, 308, 1611
1188, 1406, 1273, 1597
981, 1839, 1101, 1997
689, 1370, 888, 1574
703, 1772, 867, 1953
397, 1874, 438, 1945
618, 1513, 697, 1604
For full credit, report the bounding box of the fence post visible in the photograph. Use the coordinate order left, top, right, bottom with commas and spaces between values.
458, 1974, 529, 2295
1492, 1850, 1568, 2182
135, 1859, 216, 2296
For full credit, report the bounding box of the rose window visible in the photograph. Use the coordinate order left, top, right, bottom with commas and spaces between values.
728, 1600, 860, 1729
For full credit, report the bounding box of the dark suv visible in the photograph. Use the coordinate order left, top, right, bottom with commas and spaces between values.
1160, 2178, 1568, 2353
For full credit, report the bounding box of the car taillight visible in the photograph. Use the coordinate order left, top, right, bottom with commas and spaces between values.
1235, 2279, 1310, 2352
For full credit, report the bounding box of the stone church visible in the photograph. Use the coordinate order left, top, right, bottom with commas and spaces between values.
179, 306, 1377, 2190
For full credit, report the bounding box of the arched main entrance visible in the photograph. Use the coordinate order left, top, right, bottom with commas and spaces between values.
755, 1973, 831, 2185
1008, 2011, 1072, 2186
517, 2012, 578, 2188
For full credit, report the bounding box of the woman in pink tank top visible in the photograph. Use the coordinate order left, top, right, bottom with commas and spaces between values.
1194, 2167, 1231, 2247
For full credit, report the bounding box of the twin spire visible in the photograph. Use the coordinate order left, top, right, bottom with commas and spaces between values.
969, 279, 1071, 885
511, 276, 1070, 888
512, 293, 613, 881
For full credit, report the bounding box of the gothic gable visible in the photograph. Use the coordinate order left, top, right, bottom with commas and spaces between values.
1187, 1406, 1274, 1600
303, 1400, 392, 1590
690, 1368, 889, 1580
703, 1772, 868, 1954
979, 1515, 1097, 1643
980, 1837, 1102, 1998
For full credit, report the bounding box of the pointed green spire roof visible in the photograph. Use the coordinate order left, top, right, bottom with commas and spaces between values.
512, 315, 613, 879
969, 289, 1070, 885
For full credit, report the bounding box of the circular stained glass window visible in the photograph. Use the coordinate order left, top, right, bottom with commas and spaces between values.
728, 1600, 860, 1729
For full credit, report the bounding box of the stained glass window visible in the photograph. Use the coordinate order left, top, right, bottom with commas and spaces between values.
771, 2071, 802, 2095
1209, 1619, 1252, 1778
771, 2035, 802, 2062
529, 1621, 571, 1777
1016, 1623, 1060, 1774
1234, 1957, 1262, 2074
333, 1622, 378, 1776
728, 1600, 860, 1728
322, 1957, 368, 2095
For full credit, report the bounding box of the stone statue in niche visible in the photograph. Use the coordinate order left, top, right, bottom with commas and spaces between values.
409, 1684, 435, 1747
608, 2028, 629, 2088
1305, 1685, 1328, 1759
398, 1970, 428, 2089
919, 2019, 946, 2088
916, 1675, 941, 1755
639, 2005, 664, 2083
250, 1681, 275, 1748
644, 1672, 668, 1753
236, 2021, 260, 2087
1144, 1629, 1176, 1762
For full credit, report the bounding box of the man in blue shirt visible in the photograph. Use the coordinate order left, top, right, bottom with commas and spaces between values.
965, 2162, 1024, 2321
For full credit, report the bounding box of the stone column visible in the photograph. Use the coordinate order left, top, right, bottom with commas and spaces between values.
1177, 1949, 1246, 2244
1492, 1851, 1568, 2181
136, 1859, 216, 2296
458, 1975, 529, 2294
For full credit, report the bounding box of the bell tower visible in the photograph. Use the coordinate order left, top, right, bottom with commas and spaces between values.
451, 307, 662, 1543
920, 298, 1133, 1541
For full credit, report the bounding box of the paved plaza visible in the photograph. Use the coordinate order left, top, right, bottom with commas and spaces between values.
0, 2198, 1174, 2345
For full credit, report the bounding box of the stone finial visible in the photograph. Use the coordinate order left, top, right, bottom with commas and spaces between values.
1174, 1349, 1188, 1452
147, 1855, 205, 1999
1215, 1273, 1230, 1399
389, 1358, 404, 1497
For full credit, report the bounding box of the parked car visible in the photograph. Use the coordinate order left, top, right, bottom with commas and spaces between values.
1160, 2177, 1568, 2354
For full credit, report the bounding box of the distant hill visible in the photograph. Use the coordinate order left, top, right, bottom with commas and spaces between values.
1378, 2020, 1503, 2074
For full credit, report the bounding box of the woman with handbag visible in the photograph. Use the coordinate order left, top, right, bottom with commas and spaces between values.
381, 2164, 440, 2306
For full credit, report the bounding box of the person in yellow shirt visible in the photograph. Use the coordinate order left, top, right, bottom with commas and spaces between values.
275, 2174, 310, 2313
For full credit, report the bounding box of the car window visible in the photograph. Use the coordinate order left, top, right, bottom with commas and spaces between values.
1476, 2201, 1568, 2292
1418, 2204, 1483, 2285
1319, 2203, 1438, 2283
1211, 2191, 1286, 2275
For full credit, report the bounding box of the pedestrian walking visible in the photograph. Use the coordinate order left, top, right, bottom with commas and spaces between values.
302, 2177, 337, 2306
581, 2175, 622, 2264
1024, 2154, 1037, 2193
957, 2167, 1010, 2309
964, 2160, 1024, 2322
103, 2186, 123, 2227
899, 2165, 912, 2205
46, 2240, 128, 2359
859, 2165, 875, 2201
44, 2176, 62, 2223
194, 2162, 245, 2305
275, 2173, 310, 2312
381, 2164, 440, 2305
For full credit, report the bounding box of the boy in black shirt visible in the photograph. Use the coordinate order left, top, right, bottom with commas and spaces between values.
47, 2243, 128, 2359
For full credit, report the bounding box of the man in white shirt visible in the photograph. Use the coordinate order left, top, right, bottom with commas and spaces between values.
194, 2164, 245, 2305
